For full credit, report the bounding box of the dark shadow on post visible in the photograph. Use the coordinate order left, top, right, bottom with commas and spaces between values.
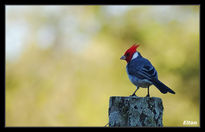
108, 96, 163, 127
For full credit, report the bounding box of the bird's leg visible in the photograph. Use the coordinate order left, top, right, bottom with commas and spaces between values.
146, 86, 150, 97
130, 86, 139, 96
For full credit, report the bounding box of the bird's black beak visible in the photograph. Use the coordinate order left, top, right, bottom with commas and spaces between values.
120, 55, 126, 60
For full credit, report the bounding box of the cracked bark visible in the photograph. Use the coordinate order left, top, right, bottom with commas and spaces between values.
108, 96, 163, 127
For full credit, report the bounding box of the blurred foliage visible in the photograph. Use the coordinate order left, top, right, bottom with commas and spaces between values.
6, 6, 199, 127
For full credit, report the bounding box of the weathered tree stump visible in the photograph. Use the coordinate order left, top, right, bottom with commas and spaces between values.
108, 96, 163, 127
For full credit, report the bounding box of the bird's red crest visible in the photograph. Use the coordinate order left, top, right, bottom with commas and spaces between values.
123, 44, 140, 63
126, 44, 140, 53
124, 44, 140, 56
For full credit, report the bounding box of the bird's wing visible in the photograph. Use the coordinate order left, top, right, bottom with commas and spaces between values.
140, 65, 158, 79
127, 58, 158, 80
127, 57, 175, 94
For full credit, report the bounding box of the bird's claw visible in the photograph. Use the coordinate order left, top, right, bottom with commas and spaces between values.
130, 94, 138, 97
145, 94, 150, 97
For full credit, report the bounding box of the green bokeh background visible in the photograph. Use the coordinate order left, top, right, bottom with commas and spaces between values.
6, 5, 200, 127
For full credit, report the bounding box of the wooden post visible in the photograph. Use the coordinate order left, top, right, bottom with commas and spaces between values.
108, 96, 163, 127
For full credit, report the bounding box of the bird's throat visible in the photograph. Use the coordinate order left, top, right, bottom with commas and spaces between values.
131, 52, 139, 61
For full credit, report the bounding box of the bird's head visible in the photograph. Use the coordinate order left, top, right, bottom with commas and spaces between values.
120, 44, 140, 63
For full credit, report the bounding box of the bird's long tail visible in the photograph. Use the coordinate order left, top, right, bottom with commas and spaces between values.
152, 79, 175, 94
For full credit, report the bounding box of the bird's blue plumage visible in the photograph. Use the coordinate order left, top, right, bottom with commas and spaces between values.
127, 55, 158, 80
126, 52, 175, 94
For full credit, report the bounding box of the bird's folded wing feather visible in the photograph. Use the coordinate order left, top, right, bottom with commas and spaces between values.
127, 58, 158, 80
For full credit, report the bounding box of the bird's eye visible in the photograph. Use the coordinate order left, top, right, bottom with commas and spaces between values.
126, 53, 130, 56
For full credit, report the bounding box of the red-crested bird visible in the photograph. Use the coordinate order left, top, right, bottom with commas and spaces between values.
120, 44, 175, 97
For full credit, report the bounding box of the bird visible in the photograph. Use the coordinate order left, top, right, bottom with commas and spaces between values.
120, 44, 175, 97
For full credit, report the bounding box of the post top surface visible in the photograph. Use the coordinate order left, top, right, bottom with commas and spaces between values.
110, 96, 162, 100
